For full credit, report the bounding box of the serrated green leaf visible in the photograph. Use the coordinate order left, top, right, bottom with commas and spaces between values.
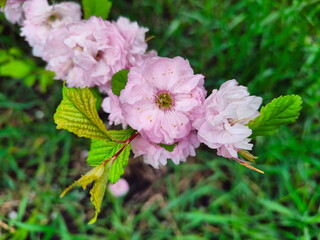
54, 85, 114, 141
107, 143, 131, 184
87, 140, 121, 166
82, 0, 112, 20
88, 140, 131, 184
111, 69, 129, 96
159, 142, 178, 152
87, 129, 135, 166
87, 129, 135, 184
248, 95, 302, 137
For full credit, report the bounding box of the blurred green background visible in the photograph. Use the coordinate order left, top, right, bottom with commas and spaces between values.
1, 0, 320, 239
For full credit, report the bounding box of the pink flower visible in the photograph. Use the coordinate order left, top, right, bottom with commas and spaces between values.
193, 80, 262, 159
101, 89, 127, 129
120, 56, 206, 145
114, 16, 148, 68
42, 27, 73, 80
131, 132, 200, 168
21, 0, 81, 57
43, 16, 127, 88
108, 178, 129, 197
2, 0, 25, 24
100, 51, 158, 128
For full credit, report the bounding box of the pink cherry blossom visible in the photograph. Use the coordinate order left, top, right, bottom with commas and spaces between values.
108, 178, 129, 197
131, 132, 200, 168
114, 16, 148, 68
42, 27, 73, 80
100, 51, 158, 128
120, 56, 206, 145
101, 89, 128, 129
193, 79, 262, 159
21, 0, 81, 57
43, 16, 127, 88
2, 0, 25, 24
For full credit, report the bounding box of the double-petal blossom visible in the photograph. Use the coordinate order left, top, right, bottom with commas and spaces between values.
193, 80, 262, 159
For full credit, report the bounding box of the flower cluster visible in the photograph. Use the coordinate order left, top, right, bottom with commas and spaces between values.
2, 0, 262, 169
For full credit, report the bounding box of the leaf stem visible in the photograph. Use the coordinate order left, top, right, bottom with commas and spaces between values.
103, 131, 139, 166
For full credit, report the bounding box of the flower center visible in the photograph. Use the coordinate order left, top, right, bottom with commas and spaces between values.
157, 92, 173, 110
47, 13, 60, 22
94, 50, 104, 61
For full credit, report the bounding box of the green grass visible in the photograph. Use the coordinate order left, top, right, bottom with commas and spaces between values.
1, 0, 320, 239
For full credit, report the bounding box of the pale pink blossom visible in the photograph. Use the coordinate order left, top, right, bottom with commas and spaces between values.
193, 80, 262, 159
42, 27, 73, 80
131, 132, 199, 168
21, 0, 81, 57
100, 51, 158, 128
120, 56, 206, 145
114, 16, 148, 68
2, 0, 25, 24
101, 88, 127, 129
108, 178, 129, 197
43, 16, 127, 88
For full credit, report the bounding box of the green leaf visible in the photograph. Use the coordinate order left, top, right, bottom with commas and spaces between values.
87, 129, 135, 166
107, 143, 131, 184
248, 95, 302, 137
111, 69, 129, 96
88, 140, 131, 184
54, 85, 114, 141
159, 142, 178, 152
0, 60, 31, 78
82, 0, 112, 20
87, 129, 135, 184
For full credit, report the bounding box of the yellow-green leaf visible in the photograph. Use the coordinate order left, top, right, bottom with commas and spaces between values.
60, 163, 110, 224
54, 85, 114, 141
89, 167, 109, 224
60, 164, 105, 198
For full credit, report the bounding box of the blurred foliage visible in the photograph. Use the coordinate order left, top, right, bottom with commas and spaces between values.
1, 0, 320, 239
0, 47, 54, 92
0, 16, 54, 93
